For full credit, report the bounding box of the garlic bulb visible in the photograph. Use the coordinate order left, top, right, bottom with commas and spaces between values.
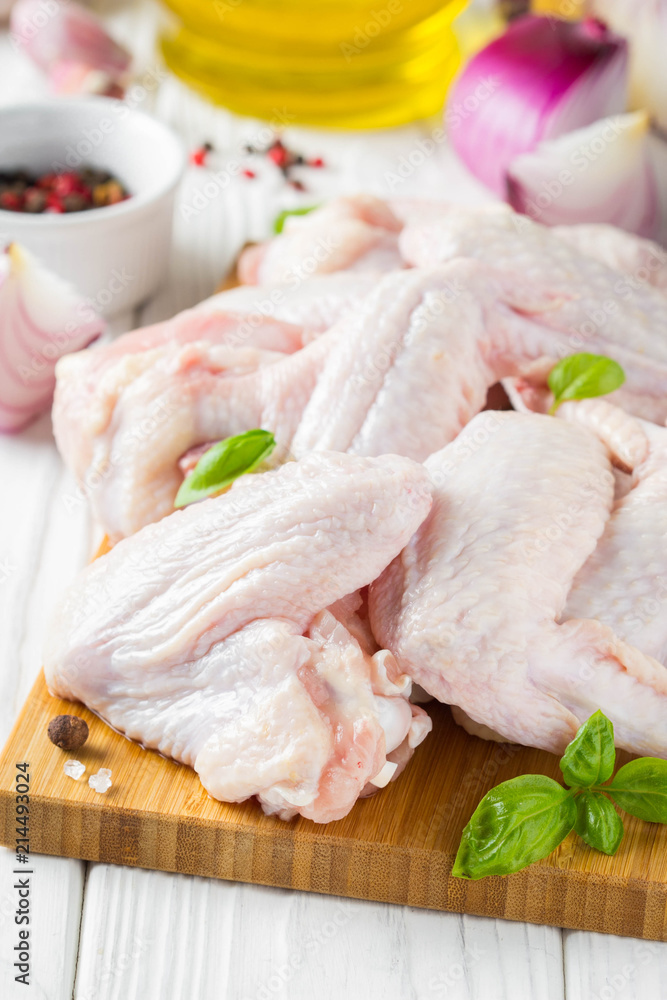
0, 245, 104, 433
591, 0, 667, 134
9, 0, 131, 97
506, 110, 660, 238
446, 15, 628, 194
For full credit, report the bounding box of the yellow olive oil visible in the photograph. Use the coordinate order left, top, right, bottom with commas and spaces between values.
160, 0, 468, 127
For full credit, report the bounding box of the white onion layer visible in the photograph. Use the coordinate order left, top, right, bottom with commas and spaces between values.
0, 244, 104, 433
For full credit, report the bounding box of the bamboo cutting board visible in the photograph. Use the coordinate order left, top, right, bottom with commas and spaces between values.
1, 669, 667, 941
1, 258, 666, 940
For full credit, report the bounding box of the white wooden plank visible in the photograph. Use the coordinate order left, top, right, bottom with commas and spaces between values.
0, 402, 92, 1000
0, 409, 91, 731
564, 930, 667, 1000
0, 847, 85, 1000
408, 914, 564, 1000
0, 312, 135, 999
0, 309, 134, 742
73, 865, 564, 1000
0, 414, 63, 744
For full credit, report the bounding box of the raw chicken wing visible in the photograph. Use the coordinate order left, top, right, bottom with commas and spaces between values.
238, 195, 404, 284
400, 205, 667, 421
562, 403, 667, 664
369, 411, 667, 757
45, 452, 433, 823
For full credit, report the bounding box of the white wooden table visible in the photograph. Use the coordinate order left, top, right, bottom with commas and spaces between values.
1, 3, 667, 997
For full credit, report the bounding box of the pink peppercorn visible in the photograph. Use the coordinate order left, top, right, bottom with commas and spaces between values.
52, 172, 82, 198
267, 142, 289, 168
190, 142, 214, 167
45, 192, 65, 213
0, 190, 24, 211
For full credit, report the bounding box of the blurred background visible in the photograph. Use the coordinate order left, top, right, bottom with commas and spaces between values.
1, 0, 666, 312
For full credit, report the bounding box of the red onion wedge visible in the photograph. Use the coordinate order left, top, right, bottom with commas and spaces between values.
507, 110, 660, 239
0, 244, 104, 433
447, 15, 628, 195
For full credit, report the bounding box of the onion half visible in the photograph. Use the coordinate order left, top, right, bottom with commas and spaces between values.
506, 110, 660, 238
592, 0, 667, 134
446, 15, 628, 195
0, 244, 104, 433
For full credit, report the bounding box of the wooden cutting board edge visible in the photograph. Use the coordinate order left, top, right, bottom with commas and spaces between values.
1, 670, 667, 941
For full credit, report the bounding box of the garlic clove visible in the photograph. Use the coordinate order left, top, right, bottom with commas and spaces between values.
506, 110, 660, 238
10, 0, 131, 97
47, 61, 126, 99
0, 244, 104, 433
447, 15, 628, 195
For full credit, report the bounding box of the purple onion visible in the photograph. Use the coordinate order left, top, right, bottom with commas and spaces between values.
447, 16, 629, 195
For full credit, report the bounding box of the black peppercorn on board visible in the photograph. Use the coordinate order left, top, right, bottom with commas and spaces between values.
1, 665, 667, 940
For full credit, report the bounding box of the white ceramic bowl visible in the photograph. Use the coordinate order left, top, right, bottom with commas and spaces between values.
0, 98, 185, 316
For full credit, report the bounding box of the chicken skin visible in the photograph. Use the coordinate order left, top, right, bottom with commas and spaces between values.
56, 248, 667, 541
45, 452, 432, 823
238, 195, 404, 285
52, 261, 567, 539
400, 204, 667, 422
562, 403, 667, 665
369, 411, 667, 758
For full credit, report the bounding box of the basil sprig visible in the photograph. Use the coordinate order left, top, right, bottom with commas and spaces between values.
453, 711, 667, 880
174, 429, 276, 508
560, 710, 615, 788
608, 759, 667, 823
453, 776, 576, 879
574, 791, 623, 855
273, 204, 319, 234
548, 353, 625, 415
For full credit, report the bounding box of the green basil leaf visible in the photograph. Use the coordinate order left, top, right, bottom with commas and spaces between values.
273, 205, 319, 234
560, 710, 616, 788
452, 775, 576, 880
607, 758, 667, 823
574, 791, 624, 855
547, 353, 625, 414
174, 429, 276, 508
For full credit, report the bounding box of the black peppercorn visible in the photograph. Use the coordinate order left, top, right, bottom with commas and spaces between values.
47, 714, 89, 751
